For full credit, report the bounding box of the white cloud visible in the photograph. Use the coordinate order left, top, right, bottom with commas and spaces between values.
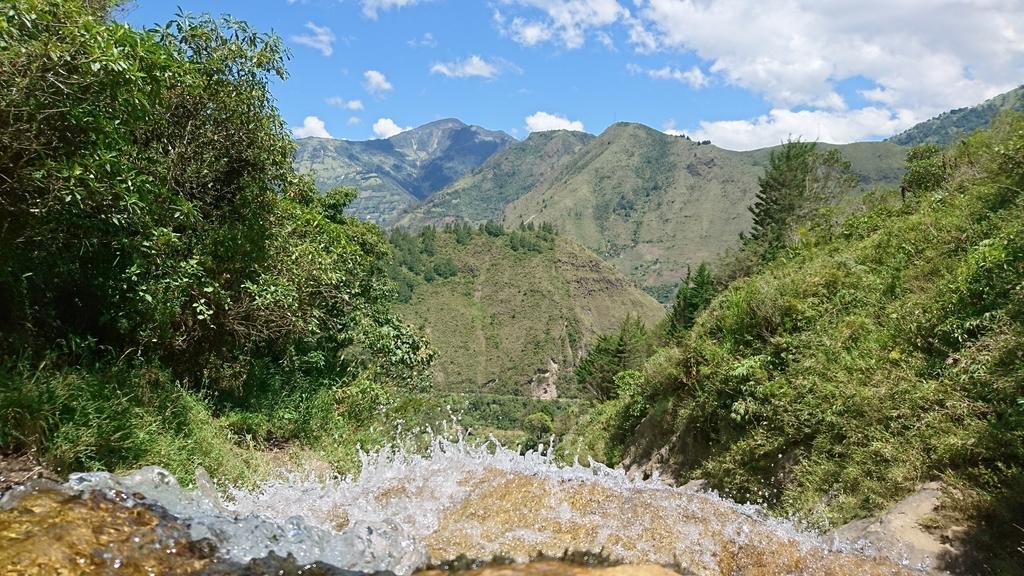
362, 0, 425, 19
347, 116, 362, 125
431, 55, 502, 79
292, 116, 333, 139
629, 63, 708, 89
407, 32, 437, 48
363, 70, 394, 95
291, 21, 335, 57
525, 111, 585, 132
633, 0, 1022, 115
689, 107, 918, 151
326, 97, 364, 110
496, 0, 628, 49
493, 0, 1024, 147
373, 117, 411, 138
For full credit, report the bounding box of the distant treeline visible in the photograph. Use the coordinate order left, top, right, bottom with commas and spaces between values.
387, 221, 559, 302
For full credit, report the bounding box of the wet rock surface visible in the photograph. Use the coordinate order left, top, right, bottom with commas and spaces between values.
0, 439, 931, 576
831, 482, 960, 574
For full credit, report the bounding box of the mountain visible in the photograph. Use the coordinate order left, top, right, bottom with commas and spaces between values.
406, 123, 905, 295
888, 85, 1024, 146
395, 130, 596, 228
293, 119, 515, 225
388, 225, 665, 396
502, 125, 906, 293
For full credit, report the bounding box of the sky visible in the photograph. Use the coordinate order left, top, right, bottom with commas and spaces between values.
121, 1, 1024, 150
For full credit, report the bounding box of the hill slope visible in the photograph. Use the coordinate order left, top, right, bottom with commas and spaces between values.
395, 130, 595, 228
572, 115, 1024, 572
388, 225, 665, 396
888, 85, 1024, 146
293, 119, 514, 225
499, 123, 906, 291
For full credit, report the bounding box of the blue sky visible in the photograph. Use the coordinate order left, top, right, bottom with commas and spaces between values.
121, 1, 1023, 150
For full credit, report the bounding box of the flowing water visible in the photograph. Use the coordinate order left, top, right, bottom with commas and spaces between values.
0, 436, 927, 575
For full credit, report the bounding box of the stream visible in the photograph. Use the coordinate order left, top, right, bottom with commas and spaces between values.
0, 436, 928, 575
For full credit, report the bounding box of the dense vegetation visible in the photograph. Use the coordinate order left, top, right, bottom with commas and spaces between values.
386, 222, 663, 396
569, 118, 1024, 572
0, 0, 431, 481
888, 85, 1024, 146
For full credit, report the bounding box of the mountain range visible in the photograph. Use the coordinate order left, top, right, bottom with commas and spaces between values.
294, 86, 1019, 295
294, 118, 515, 225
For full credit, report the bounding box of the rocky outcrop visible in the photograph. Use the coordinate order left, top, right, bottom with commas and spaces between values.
831, 481, 962, 574
528, 358, 560, 400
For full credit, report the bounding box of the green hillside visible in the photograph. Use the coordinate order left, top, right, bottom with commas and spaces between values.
888, 85, 1024, 146
499, 123, 906, 293
293, 119, 514, 225
395, 130, 595, 228
568, 116, 1024, 572
387, 224, 665, 396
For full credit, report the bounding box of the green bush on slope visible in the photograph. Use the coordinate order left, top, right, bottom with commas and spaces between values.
579, 115, 1024, 552
0, 1, 432, 479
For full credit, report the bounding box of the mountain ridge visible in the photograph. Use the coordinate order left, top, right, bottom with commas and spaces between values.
293, 118, 515, 225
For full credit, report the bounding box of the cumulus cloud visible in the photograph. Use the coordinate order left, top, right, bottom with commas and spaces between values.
326, 97, 364, 110
628, 63, 708, 89
430, 55, 502, 79
291, 22, 335, 57
495, 0, 627, 49
347, 116, 362, 125
292, 116, 332, 139
525, 111, 585, 132
689, 107, 919, 151
635, 0, 1021, 114
373, 117, 411, 138
494, 0, 1024, 146
362, 0, 426, 19
363, 70, 394, 95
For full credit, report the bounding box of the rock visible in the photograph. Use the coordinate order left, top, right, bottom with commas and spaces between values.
528, 358, 560, 400
831, 481, 957, 573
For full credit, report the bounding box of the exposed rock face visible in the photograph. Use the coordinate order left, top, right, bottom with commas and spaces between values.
528, 358, 560, 400
831, 481, 960, 574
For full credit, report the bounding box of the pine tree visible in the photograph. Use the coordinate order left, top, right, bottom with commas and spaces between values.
668, 267, 693, 337
690, 263, 715, 316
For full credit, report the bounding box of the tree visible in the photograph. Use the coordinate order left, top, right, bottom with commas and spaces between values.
575, 314, 649, 400
0, 2, 432, 391
745, 140, 856, 260
668, 263, 715, 336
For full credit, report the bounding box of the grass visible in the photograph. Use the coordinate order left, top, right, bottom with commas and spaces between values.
0, 358, 268, 484
394, 231, 664, 395
568, 115, 1024, 570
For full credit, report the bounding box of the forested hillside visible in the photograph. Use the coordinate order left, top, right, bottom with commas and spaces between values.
499, 123, 906, 296
888, 85, 1024, 146
566, 117, 1024, 573
387, 223, 664, 396
0, 0, 431, 480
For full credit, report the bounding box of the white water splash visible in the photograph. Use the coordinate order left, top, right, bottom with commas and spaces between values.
62, 434, 924, 575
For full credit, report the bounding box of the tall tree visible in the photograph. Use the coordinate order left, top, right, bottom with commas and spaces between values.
745, 140, 856, 260
668, 263, 715, 336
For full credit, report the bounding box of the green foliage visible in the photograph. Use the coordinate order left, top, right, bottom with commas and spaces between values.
583, 114, 1024, 567
901, 144, 946, 197
575, 315, 651, 400
668, 263, 715, 336
0, 357, 266, 484
0, 1, 431, 476
745, 141, 858, 262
